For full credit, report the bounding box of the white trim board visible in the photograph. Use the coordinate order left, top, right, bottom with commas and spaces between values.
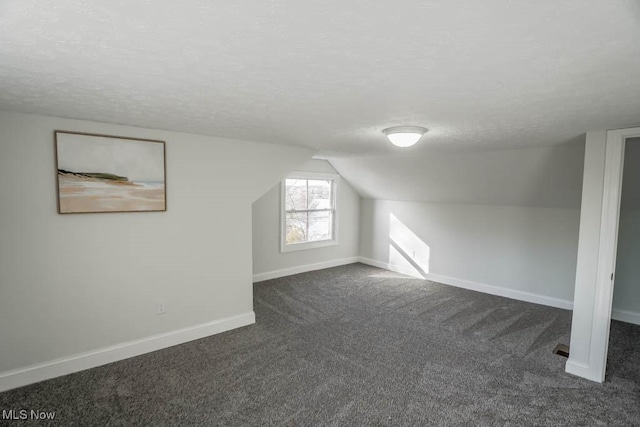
585, 128, 628, 382
253, 257, 359, 283
611, 308, 640, 326
426, 272, 574, 310
565, 360, 602, 382
567, 126, 640, 383
0, 311, 255, 393
357, 257, 573, 310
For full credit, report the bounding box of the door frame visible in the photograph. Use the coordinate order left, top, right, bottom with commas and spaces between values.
588, 127, 640, 382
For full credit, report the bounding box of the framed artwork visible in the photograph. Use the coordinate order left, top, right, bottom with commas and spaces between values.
55, 131, 166, 214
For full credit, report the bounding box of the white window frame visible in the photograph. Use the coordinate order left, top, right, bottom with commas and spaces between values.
280, 172, 339, 252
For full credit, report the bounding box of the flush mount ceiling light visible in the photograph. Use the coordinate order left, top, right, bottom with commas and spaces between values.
382, 126, 428, 148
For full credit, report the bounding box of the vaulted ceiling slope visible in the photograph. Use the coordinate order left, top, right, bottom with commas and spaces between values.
329, 141, 586, 208
328, 137, 640, 209
1, 1, 639, 157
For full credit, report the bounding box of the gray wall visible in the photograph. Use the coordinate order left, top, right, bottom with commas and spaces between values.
614, 138, 640, 313
0, 112, 313, 374
252, 160, 360, 278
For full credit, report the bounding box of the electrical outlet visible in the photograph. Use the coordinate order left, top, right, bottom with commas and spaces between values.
156, 300, 166, 315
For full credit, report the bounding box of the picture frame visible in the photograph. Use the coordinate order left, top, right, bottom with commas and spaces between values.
55, 131, 167, 214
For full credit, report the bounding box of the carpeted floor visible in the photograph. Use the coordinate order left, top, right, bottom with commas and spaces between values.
1, 263, 640, 425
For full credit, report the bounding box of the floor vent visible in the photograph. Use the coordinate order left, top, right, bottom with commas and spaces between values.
553, 343, 570, 358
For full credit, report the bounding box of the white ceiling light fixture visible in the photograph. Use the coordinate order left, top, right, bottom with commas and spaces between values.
382, 126, 428, 148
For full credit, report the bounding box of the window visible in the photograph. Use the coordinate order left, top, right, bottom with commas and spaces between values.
281, 172, 339, 252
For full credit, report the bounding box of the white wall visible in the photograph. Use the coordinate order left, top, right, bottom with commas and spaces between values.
359, 199, 580, 306
252, 159, 360, 281
0, 112, 313, 387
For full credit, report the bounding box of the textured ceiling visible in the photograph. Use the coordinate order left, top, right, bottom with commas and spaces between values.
1, 1, 639, 156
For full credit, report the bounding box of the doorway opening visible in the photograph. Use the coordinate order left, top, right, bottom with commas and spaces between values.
607, 137, 640, 379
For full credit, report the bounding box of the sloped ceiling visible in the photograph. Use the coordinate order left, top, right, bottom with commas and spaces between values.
329, 140, 586, 208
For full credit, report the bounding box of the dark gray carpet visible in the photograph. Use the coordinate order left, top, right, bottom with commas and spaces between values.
1, 263, 640, 425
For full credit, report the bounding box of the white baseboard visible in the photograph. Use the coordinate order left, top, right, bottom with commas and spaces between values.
0, 311, 255, 393
253, 257, 359, 282
358, 257, 573, 310
358, 256, 423, 279
611, 308, 640, 326
565, 359, 604, 383
425, 272, 574, 310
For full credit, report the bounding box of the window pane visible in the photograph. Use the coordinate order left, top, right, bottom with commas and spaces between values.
308, 179, 332, 209
308, 211, 332, 242
285, 212, 307, 244
285, 179, 307, 211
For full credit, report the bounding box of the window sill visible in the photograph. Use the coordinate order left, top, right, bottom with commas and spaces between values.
281, 239, 338, 253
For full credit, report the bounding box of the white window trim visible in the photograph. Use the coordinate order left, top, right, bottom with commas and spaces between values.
280, 171, 340, 253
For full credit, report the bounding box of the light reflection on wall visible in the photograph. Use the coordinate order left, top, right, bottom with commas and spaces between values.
388, 213, 430, 278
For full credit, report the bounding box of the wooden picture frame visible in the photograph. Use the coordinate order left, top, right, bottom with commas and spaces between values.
55, 131, 166, 214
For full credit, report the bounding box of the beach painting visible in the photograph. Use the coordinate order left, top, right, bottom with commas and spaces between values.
55, 131, 166, 213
